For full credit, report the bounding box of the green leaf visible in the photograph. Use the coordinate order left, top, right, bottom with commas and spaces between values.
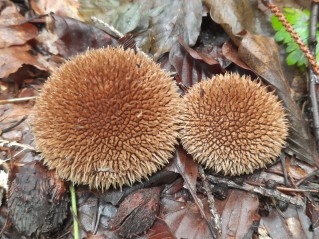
270, 7, 315, 69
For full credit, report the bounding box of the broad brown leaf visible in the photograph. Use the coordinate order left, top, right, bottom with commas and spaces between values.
169, 41, 224, 87
0, 45, 46, 78
0, 3, 38, 48
162, 197, 212, 239
215, 190, 259, 239
79, 0, 202, 59
47, 14, 116, 58
260, 205, 313, 238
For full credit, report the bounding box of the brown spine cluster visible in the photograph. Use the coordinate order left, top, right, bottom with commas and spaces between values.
32, 47, 182, 190
180, 72, 289, 175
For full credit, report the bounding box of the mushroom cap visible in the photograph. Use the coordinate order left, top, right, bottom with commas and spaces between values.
180, 72, 289, 175
32, 47, 182, 190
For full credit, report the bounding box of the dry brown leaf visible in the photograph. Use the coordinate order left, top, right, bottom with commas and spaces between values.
215, 190, 259, 239
260, 206, 313, 239
47, 14, 116, 58
30, 0, 81, 20
0, 45, 46, 78
162, 197, 212, 239
167, 146, 198, 193
169, 41, 224, 87
0, 3, 38, 48
79, 0, 202, 59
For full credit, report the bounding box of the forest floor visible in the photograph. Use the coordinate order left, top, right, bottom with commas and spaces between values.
0, 0, 318, 239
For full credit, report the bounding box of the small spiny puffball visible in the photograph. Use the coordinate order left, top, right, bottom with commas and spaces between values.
32, 47, 182, 190
180, 72, 288, 175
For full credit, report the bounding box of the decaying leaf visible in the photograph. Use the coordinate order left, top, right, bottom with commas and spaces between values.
0, 2, 38, 48
162, 196, 212, 239
0, 45, 46, 78
47, 14, 116, 58
207, 0, 272, 45
80, 0, 202, 59
260, 206, 313, 239
30, 0, 82, 20
169, 40, 224, 87
216, 190, 260, 238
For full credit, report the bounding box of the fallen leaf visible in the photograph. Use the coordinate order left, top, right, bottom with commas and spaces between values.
30, 0, 81, 20
0, 45, 46, 78
146, 218, 176, 239
215, 190, 259, 239
0, 3, 38, 48
260, 205, 313, 239
221, 40, 251, 71
207, 0, 272, 45
162, 196, 213, 239
47, 14, 116, 58
79, 0, 202, 59
169, 41, 224, 88
146, 0, 202, 59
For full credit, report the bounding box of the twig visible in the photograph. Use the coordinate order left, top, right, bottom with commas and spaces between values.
246, 180, 319, 193
279, 153, 289, 186
0, 139, 36, 152
198, 166, 221, 234
91, 17, 150, 60
91, 17, 124, 38
1, 116, 27, 134
0, 96, 37, 104
207, 175, 305, 207
296, 169, 319, 186
308, 2, 319, 147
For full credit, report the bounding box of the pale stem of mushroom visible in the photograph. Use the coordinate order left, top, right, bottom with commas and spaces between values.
70, 183, 79, 239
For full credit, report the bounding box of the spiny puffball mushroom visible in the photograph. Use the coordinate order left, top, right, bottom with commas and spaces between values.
32, 47, 182, 190
180, 72, 289, 175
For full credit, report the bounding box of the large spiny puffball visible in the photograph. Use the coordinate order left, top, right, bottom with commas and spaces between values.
32, 47, 182, 190
180, 72, 289, 175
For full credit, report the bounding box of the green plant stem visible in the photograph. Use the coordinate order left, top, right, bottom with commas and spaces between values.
70, 183, 79, 239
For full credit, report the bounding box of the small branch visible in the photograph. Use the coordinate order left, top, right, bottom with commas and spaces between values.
1, 116, 27, 134
296, 169, 319, 186
207, 175, 305, 207
308, 2, 319, 147
246, 180, 319, 193
199, 166, 221, 234
91, 17, 124, 38
0, 140, 36, 152
0, 96, 37, 104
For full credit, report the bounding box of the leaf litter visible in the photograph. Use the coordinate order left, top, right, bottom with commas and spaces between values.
0, 0, 318, 238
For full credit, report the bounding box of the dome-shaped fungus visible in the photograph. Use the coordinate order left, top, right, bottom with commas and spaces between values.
32, 47, 181, 190
180, 72, 288, 175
